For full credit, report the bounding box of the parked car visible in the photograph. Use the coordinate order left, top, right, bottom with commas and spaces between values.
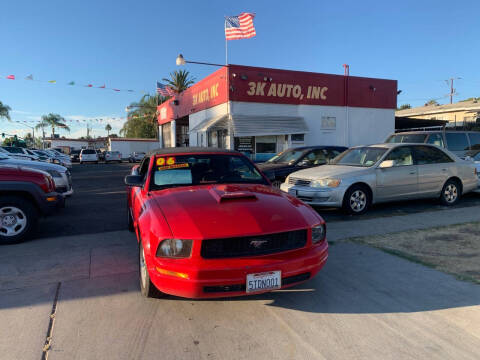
97, 150, 106, 162
0, 153, 73, 196
105, 151, 122, 163
1, 146, 39, 161
0, 165, 64, 244
465, 149, 480, 192
128, 152, 145, 163
257, 146, 348, 187
125, 148, 328, 299
385, 130, 480, 158
281, 143, 478, 214
70, 149, 81, 163
79, 149, 99, 164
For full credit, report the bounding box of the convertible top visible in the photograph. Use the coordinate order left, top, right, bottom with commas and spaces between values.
147, 147, 242, 157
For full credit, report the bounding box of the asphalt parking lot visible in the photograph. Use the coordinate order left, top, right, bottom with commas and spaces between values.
36, 162, 480, 239
2, 163, 480, 359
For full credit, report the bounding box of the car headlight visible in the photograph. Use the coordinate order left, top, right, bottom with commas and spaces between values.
311, 178, 341, 188
156, 239, 193, 258
312, 224, 326, 244
46, 169, 62, 178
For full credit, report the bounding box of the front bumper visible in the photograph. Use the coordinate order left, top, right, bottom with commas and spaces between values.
53, 171, 73, 196
148, 242, 328, 299
40, 192, 65, 215
280, 182, 346, 207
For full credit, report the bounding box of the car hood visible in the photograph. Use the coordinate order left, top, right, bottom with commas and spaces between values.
256, 162, 292, 172
150, 184, 321, 239
289, 164, 371, 180
0, 157, 67, 172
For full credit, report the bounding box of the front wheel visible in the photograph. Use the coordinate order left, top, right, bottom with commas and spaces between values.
0, 196, 38, 244
139, 242, 163, 298
440, 179, 461, 206
343, 185, 370, 215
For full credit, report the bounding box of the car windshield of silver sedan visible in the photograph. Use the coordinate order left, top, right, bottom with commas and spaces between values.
331, 147, 387, 167
266, 149, 305, 164
151, 154, 268, 189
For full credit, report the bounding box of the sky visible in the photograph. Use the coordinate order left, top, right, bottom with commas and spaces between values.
1, 0, 480, 139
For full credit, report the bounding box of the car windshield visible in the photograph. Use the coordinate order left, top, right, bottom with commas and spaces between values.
331, 147, 387, 167
386, 134, 427, 143
3, 147, 24, 154
150, 154, 267, 190
266, 149, 305, 164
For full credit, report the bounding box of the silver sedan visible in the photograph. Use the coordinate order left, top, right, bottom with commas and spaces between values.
280, 143, 478, 214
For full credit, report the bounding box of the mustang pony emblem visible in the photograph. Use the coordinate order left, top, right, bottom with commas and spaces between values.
249, 240, 268, 248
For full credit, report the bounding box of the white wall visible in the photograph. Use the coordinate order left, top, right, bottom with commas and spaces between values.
189, 103, 229, 147
49, 139, 89, 149
109, 141, 158, 158
229, 101, 394, 147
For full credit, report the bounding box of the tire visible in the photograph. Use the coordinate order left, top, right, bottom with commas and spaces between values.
139, 241, 163, 298
342, 184, 371, 215
0, 196, 38, 244
440, 179, 461, 206
127, 208, 134, 232
80, 161, 83, 164
271, 179, 283, 188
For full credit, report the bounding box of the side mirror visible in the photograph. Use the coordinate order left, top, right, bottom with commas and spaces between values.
379, 160, 394, 169
125, 175, 143, 187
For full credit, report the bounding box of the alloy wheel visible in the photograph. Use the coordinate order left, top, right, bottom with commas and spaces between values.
0, 206, 27, 237
349, 190, 367, 212
444, 184, 458, 203
140, 246, 147, 289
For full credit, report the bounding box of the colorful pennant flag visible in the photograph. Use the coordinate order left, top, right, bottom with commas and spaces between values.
68, 81, 75, 85
25, 74, 33, 80
86, 84, 93, 87
48, 80, 56, 84
6, 75, 15, 80
99, 84, 106, 88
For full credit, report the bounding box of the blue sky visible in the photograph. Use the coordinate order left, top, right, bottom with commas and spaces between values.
1, 0, 479, 139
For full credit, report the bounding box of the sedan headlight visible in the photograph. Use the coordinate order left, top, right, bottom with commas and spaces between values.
311, 178, 341, 188
312, 224, 326, 244
156, 239, 193, 258
46, 169, 62, 178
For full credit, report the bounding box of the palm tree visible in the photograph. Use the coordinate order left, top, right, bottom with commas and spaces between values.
105, 124, 112, 136
0, 101, 11, 121
162, 70, 195, 93
35, 113, 70, 137
425, 99, 439, 106
121, 94, 168, 138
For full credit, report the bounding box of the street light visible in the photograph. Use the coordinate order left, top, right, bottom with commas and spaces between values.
175, 54, 225, 67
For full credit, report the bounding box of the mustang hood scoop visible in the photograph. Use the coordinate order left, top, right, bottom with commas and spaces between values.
209, 185, 257, 203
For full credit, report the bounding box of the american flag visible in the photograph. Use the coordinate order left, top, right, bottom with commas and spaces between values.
225, 13, 256, 40
156, 82, 175, 97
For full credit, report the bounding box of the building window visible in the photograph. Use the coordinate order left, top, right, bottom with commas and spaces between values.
291, 134, 305, 142
321, 116, 336, 129
255, 135, 277, 153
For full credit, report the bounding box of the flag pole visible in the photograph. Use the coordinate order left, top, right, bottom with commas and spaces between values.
224, 17, 228, 65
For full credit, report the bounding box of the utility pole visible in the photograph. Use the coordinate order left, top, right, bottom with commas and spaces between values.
445, 77, 461, 104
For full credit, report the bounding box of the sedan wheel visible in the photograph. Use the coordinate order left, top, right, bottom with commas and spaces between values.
440, 179, 461, 206
343, 185, 370, 215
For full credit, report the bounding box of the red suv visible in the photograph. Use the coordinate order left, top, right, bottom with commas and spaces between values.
0, 166, 64, 244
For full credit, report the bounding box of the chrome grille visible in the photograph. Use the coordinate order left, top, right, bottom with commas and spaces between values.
288, 177, 311, 186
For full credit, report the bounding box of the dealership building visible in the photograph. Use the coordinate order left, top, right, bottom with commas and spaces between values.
157, 65, 397, 160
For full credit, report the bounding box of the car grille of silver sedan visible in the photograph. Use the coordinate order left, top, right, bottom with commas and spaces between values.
288, 177, 311, 186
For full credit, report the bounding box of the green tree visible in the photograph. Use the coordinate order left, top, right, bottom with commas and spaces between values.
35, 113, 70, 137
397, 104, 411, 110
162, 70, 195, 93
105, 123, 112, 136
121, 94, 168, 138
24, 132, 34, 147
0, 101, 11, 121
425, 99, 439, 106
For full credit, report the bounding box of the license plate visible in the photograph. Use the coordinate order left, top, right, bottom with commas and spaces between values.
246, 271, 281, 293
288, 188, 297, 196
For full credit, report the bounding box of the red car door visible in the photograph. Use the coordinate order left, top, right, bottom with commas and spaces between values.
130, 156, 151, 226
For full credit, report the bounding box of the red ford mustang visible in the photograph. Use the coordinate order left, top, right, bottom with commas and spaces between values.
125, 148, 328, 299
